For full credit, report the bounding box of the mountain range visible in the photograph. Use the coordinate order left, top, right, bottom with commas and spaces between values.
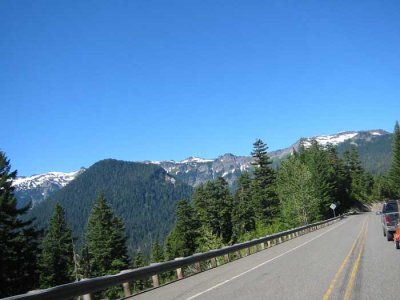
16, 129, 393, 256
13, 129, 393, 208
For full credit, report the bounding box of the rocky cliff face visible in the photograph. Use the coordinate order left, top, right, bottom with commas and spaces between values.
153, 154, 254, 187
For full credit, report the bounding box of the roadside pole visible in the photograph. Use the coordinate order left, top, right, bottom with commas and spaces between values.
330, 203, 337, 218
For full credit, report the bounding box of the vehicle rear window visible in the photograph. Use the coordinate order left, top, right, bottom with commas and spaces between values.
385, 202, 399, 212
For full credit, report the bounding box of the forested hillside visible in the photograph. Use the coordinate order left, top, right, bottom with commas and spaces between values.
28, 159, 193, 255
336, 132, 392, 175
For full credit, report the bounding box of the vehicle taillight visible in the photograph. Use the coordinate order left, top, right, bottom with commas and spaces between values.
386, 215, 391, 225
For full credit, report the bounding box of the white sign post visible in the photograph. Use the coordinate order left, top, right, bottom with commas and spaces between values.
330, 203, 337, 217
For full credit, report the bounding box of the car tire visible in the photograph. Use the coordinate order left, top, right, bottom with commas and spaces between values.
387, 231, 393, 241
396, 241, 400, 249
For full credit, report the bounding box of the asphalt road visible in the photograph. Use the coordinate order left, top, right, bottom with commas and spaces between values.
131, 213, 400, 300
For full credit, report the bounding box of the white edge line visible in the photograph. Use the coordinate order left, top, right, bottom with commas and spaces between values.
186, 219, 349, 300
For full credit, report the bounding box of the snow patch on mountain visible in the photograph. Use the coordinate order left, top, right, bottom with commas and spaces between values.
302, 132, 358, 147
13, 169, 85, 208
179, 157, 214, 164
13, 170, 82, 190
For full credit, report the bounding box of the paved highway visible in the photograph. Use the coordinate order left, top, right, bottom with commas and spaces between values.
131, 213, 400, 299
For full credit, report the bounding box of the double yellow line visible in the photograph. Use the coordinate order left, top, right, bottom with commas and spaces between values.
323, 218, 368, 300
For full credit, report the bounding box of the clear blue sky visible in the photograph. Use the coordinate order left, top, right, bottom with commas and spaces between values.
1, 1, 399, 176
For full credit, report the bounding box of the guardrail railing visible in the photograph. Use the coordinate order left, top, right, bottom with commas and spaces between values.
3, 214, 348, 300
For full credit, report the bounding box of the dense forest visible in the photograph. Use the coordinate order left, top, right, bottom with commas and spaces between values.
1, 121, 400, 298
28, 159, 194, 255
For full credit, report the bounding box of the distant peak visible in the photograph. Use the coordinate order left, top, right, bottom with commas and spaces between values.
301, 129, 389, 148
179, 157, 213, 164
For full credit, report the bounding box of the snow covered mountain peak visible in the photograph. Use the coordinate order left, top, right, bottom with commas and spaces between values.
13, 170, 82, 189
12, 168, 85, 208
179, 156, 214, 164
301, 130, 388, 148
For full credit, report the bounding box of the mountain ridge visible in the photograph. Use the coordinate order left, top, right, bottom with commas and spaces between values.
13, 129, 393, 206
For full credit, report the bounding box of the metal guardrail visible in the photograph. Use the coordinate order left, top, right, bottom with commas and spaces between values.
3, 214, 348, 300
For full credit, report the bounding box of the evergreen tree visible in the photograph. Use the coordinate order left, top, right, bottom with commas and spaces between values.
132, 250, 150, 291
177, 199, 199, 255
84, 192, 129, 278
325, 145, 352, 211
38, 202, 74, 288
201, 178, 233, 244
232, 173, 255, 242
389, 121, 400, 197
195, 225, 224, 253
370, 175, 392, 201
192, 184, 208, 225
165, 199, 199, 258
298, 140, 336, 217
163, 229, 182, 261
0, 151, 40, 297
251, 139, 279, 224
343, 145, 373, 202
151, 238, 164, 263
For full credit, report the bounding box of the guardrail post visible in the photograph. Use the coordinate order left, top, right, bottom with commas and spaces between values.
224, 254, 230, 263
175, 257, 184, 280
176, 267, 184, 280
118, 270, 132, 297
149, 263, 161, 287
245, 247, 250, 256
83, 294, 92, 300
80, 278, 92, 300
210, 257, 217, 268
152, 274, 160, 287
267, 240, 271, 248
261, 242, 265, 250
195, 262, 202, 273
123, 282, 131, 297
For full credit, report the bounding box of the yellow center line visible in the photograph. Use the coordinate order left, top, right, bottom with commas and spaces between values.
343, 221, 368, 300
323, 218, 368, 300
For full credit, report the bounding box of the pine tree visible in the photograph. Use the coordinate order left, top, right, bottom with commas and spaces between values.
298, 140, 336, 217
84, 192, 129, 278
164, 229, 182, 261
201, 178, 233, 244
389, 121, 400, 197
38, 202, 74, 288
151, 238, 164, 263
232, 173, 255, 242
325, 145, 352, 212
168, 199, 199, 258
343, 145, 372, 202
132, 250, 150, 291
0, 151, 40, 297
251, 139, 279, 224
195, 225, 224, 252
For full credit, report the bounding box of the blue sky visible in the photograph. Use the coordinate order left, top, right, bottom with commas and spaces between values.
1, 1, 400, 176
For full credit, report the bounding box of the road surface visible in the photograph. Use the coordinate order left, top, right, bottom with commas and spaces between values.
131, 213, 400, 299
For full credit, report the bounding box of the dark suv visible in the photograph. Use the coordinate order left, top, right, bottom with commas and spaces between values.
381, 200, 399, 241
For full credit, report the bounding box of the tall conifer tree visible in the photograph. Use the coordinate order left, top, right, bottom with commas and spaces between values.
389, 121, 400, 197
38, 202, 74, 288
83, 193, 129, 277
251, 139, 279, 224
0, 151, 39, 297
151, 238, 164, 263
232, 173, 255, 242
